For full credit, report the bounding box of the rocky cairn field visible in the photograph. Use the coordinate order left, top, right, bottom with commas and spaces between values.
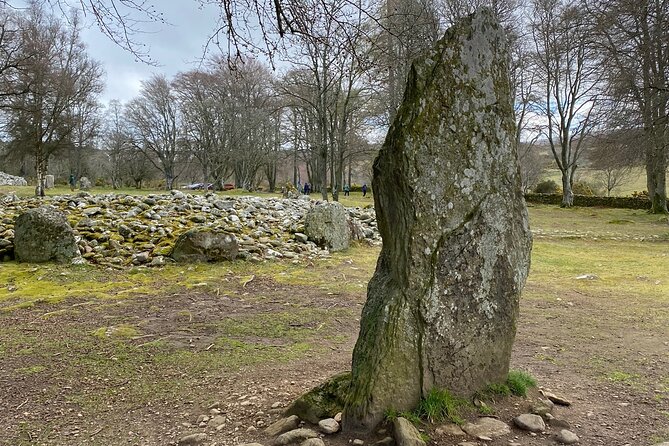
0, 190, 380, 266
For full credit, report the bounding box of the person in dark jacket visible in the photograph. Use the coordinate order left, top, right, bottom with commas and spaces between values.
362, 183, 368, 197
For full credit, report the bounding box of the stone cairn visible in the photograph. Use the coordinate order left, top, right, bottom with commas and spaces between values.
0, 191, 380, 264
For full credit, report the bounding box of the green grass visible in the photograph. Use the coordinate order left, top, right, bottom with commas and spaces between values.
506, 370, 537, 397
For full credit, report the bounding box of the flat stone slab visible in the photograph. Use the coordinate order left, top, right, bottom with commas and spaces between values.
462, 417, 510, 438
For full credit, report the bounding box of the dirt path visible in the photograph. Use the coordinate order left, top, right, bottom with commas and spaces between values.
1, 252, 668, 446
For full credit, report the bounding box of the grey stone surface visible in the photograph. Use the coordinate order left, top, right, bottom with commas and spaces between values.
79, 176, 92, 190
556, 429, 579, 444
265, 415, 300, 437
13, 206, 80, 263
304, 202, 350, 251
300, 439, 325, 446
393, 417, 426, 446
171, 229, 238, 262
45, 175, 55, 189
513, 413, 546, 432
461, 417, 511, 438
345, 8, 532, 431
177, 433, 207, 445
0, 171, 27, 186
318, 418, 340, 434
273, 428, 318, 446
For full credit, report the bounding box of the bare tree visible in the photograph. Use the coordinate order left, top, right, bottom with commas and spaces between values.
2, 3, 103, 196
589, 130, 642, 195
126, 74, 185, 190
100, 99, 131, 188
531, 0, 602, 206
588, 0, 668, 212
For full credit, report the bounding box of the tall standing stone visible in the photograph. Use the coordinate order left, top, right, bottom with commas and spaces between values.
344, 9, 532, 432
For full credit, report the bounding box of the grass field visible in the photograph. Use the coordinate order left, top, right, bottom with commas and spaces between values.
0, 203, 667, 445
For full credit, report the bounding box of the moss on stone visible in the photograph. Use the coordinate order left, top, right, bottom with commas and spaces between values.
284, 372, 351, 424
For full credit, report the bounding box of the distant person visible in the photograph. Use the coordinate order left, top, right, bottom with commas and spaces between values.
68, 174, 76, 191
343, 184, 350, 196
297, 180, 302, 193
304, 182, 310, 195
362, 183, 368, 197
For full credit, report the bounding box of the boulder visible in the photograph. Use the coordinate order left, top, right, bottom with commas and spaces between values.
171, 229, 238, 262
45, 175, 55, 189
13, 206, 80, 263
304, 202, 350, 251
345, 8, 532, 431
79, 176, 92, 190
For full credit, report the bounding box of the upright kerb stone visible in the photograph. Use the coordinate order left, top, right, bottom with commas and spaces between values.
344, 9, 532, 432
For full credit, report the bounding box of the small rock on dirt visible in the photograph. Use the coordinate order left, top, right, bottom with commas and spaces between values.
462, 417, 510, 438
208, 415, 226, 428
352, 440, 364, 446
393, 417, 426, 446
178, 433, 207, 445
556, 429, 579, 444
514, 414, 546, 432
265, 415, 300, 437
374, 437, 394, 446
318, 418, 340, 434
273, 428, 318, 446
549, 418, 571, 429
540, 390, 572, 406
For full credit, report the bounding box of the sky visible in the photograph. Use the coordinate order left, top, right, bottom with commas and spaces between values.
77, 2, 223, 104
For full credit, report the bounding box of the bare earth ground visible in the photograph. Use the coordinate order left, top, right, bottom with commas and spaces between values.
1, 204, 668, 446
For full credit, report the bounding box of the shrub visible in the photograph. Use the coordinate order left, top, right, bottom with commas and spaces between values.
572, 180, 601, 196
534, 179, 559, 194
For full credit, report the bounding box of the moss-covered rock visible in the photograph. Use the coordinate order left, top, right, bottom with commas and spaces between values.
284, 372, 351, 424
13, 206, 80, 263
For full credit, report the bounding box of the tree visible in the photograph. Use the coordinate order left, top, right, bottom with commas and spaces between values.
126, 74, 184, 190
589, 130, 641, 195
101, 100, 131, 188
2, 3, 103, 196
588, 0, 668, 212
531, 0, 602, 207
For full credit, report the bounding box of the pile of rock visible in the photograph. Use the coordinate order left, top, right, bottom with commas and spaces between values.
0, 171, 27, 187
0, 191, 380, 264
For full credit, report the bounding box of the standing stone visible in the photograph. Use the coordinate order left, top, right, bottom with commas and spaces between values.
79, 176, 92, 190
304, 202, 350, 251
344, 8, 532, 432
13, 206, 80, 263
45, 174, 55, 189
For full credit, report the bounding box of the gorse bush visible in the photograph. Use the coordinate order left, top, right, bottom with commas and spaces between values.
572, 180, 601, 196
534, 179, 560, 194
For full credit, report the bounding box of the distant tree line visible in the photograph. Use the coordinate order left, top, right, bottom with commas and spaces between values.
0, 0, 666, 211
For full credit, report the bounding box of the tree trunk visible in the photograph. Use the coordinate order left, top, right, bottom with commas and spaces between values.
645, 128, 668, 214
35, 146, 47, 197
561, 170, 574, 207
